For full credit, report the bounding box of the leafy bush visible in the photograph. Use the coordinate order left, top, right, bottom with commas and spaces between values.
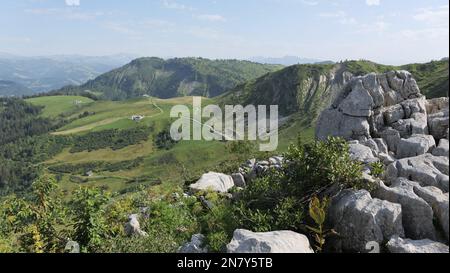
70, 187, 110, 252
305, 196, 336, 253
155, 130, 178, 150
369, 161, 385, 178
283, 136, 363, 196
70, 126, 152, 153
233, 136, 362, 241
0, 175, 67, 252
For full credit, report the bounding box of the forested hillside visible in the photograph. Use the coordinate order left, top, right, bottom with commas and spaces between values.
51, 57, 283, 100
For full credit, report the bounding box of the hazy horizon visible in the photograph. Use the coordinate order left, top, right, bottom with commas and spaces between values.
1, 0, 449, 65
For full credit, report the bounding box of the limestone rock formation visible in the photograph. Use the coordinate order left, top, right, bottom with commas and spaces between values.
178, 234, 208, 253
327, 189, 404, 252
226, 229, 314, 253
387, 236, 449, 253
124, 214, 148, 237
189, 172, 235, 193
316, 71, 449, 252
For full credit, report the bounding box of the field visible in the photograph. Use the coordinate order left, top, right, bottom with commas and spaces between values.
25, 96, 94, 117
27, 95, 313, 195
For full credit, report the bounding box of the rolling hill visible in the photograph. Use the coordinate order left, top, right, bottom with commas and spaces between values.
52, 57, 283, 100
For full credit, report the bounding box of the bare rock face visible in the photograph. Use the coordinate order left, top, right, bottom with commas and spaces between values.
316, 71, 449, 252
179, 234, 208, 253
413, 186, 449, 241
226, 229, 314, 253
385, 154, 449, 192
433, 138, 449, 157
189, 172, 235, 193
396, 134, 436, 159
387, 236, 449, 253
374, 179, 436, 240
124, 214, 148, 237
327, 189, 404, 253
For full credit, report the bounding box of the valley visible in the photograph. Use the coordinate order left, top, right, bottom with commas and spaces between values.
0, 56, 448, 254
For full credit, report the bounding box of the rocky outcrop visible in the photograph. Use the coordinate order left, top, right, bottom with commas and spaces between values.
189, 172, 235, 193
179, 234, 208, 253
385, 154, 449, 192
316, 71, 449, 252
413, 186, 449, 241
433, 139, 449, 157
226, 229, 314, 253
396, 134, 436, 158
124, 214, 148, 237
374, 178, 436, 240
327, 189, 404, 253
387, 236, 449, 253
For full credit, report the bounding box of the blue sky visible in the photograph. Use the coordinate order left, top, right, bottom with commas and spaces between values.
0, 0, 448, 64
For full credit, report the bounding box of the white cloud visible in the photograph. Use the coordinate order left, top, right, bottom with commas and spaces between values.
400, 5, 449, 41
162, 0, 194, 11
65, 0, 80, 6
319, 11, 357, 25
366, 0, 380, 6
301, 0, 319, 6
25, 8, 105, 21
197, 14, 226, 22
413, 5, 449, 28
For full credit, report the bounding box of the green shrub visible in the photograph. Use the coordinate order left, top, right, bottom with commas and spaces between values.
232, 136, 362, 238
71, 187, 110, 252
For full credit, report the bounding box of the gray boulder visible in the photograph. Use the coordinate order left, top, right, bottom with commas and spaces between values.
227, 229, 314, 253
413, 186, 449, 241
426, 97, 449, 114
433, 139, 449, 157
179, 234, 207, 253
124, 214, 148, 237
387, 236, 449, 253
396, 134, 436, 159
349, 142, 378, 163
328, 189, 404, 252
189, 172, 235, 193
231, 173, 246, 188
380, 128, 401, 153
64, 241, 80, 253
316, 109, 370, 141
374, 179, 436, 240
383, 104, 405, 125
428, 109, 449, 140
339, 79, 374, 117
401, 97, 427, 118
385, 154, 449, 192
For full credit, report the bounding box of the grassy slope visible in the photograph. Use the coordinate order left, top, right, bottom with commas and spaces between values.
28, 96, 238, 195
25, 96, 94, 117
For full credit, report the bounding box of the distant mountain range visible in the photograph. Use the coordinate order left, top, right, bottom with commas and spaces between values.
248, 56, 334, 66
0, 80, 33, 97
52, 57, 283, 100
0, 53, 137, 97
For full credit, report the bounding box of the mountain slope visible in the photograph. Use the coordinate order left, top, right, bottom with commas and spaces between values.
53, 57, 283, 100
219, 59, 449, 121
0, 80, 33, 97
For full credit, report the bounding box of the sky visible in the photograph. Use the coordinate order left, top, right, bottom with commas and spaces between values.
0, 0, 448, 65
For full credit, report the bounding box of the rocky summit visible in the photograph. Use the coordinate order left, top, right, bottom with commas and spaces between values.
316, 70, 449, 253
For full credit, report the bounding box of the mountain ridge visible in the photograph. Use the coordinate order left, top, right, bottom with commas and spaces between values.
50, 57, 284, 100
